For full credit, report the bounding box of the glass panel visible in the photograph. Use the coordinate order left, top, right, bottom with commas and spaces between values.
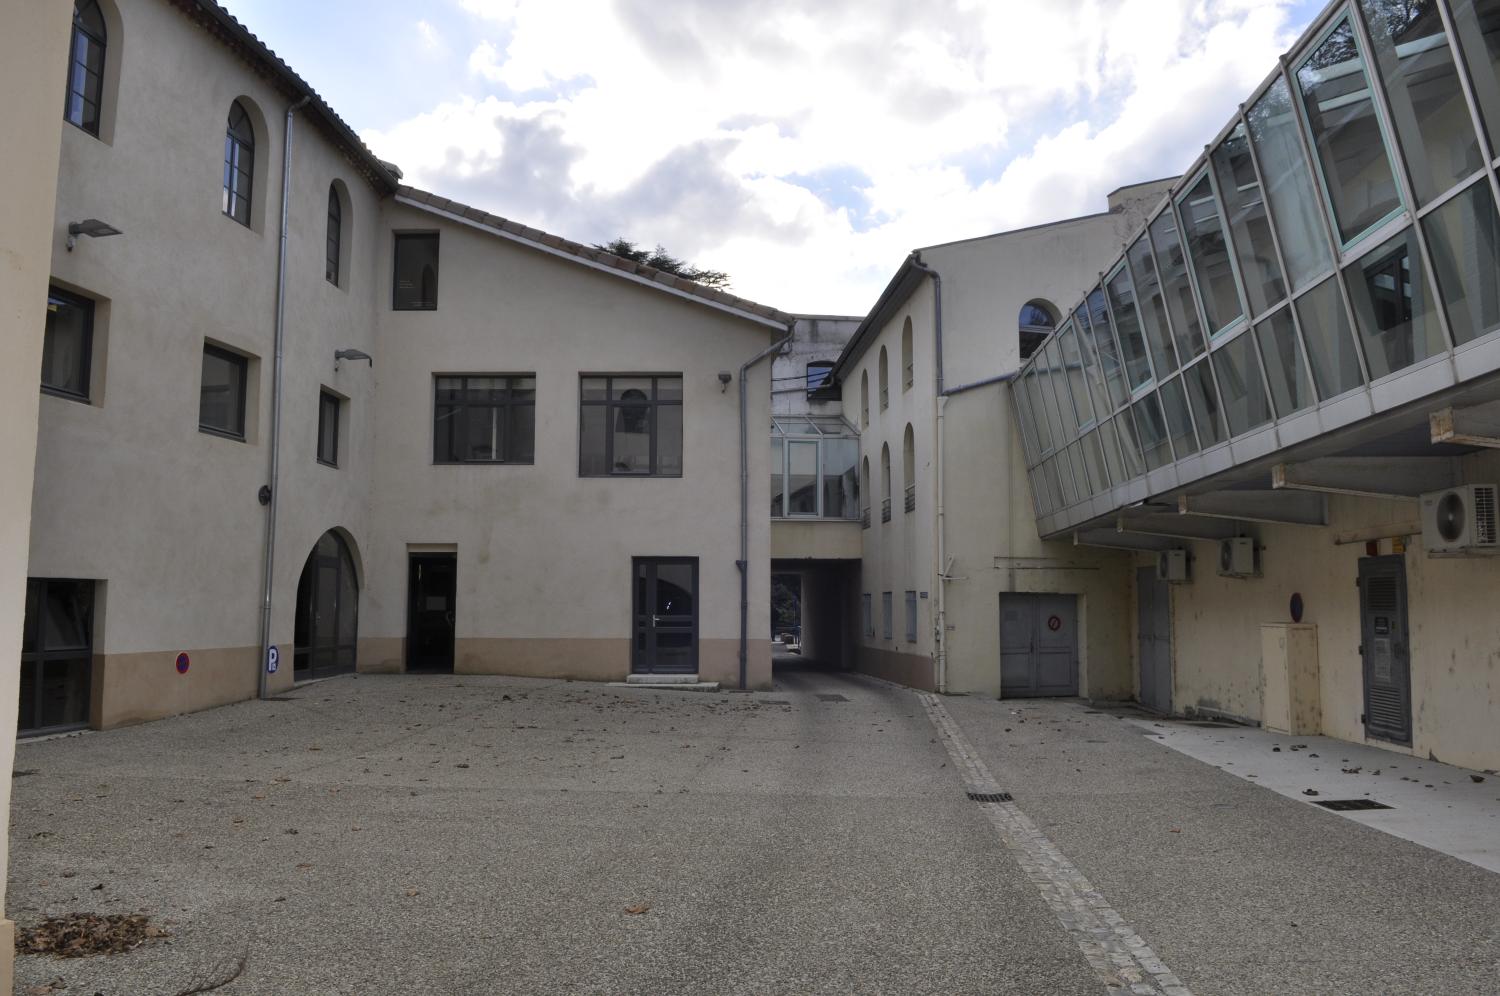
1296, 275, 1367, 396
199, 347, 245, 436
655, 564, 693, 616
1149, 209, 1207, 362
1342, 227, 1446, 377
22, 581, 39, 655
822, 439, 859, 518
1013, 382, 1039, 462
1158, 377, 1200, 457
1057, 326, 1096, 425
318, 395, 338, 463
1023, 369, 1053, 453
42, 292, 91, 397
580, 377, 608, 401
1098, 417, 1125, 485
1132, 394, 1172, 470
1178, 174, 1244, 334
1212, 124, 1287, 317
1067, 443, 1090, 499
1255, 307, 1314, 417
1105, 266, 1153, 388
1183, 359, 1229, 445
1126, 235, 1178, 376
393, 234, 440, 310
579, 405, 608, 475
1086, 288, 1130, 407
1065, 319, 1109, 416
1115, 413, 1147, 480
17, 662, 35, 733
1082, 430, 1109, 492
510, 403, 535, 463
1424, 179, 1500, 345
611, 377, 653, 402
770, 437, 783, 516
1073, 307, 1117, 413
1360, 0, 1482, 205
41, 582, 92, 651
1247, 76, 1335, 291
1042, 341, 1079, 438
1296, 18, 1403, 243
39, 659, 91, 730
1212, 330, 1273, 435
1450, 1, 1500, 150
463, 406, 500, 461
1042, 460, 1065, 510
787, 440, 818, 515
657, 405, 683, 476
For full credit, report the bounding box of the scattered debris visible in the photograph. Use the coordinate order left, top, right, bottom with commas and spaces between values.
170, 951, 248, 996
24, 979, 67, 996
17, 913, 169, 958
1471, 774, 1486, 783
624, 903, 650, 915
1342, 767, 1362, 774
1302, 789, 1319, 796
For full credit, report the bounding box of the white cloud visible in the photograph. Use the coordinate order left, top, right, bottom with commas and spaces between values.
416, 19, 441, 50
362, 0, 1311, 314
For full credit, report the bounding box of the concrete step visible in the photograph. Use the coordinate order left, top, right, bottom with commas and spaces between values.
625, 673, 701, 685
609, 680, 721, 693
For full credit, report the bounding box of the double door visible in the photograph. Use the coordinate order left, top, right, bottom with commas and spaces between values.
1000, 593, 1079, 697
633, 558, 698, 674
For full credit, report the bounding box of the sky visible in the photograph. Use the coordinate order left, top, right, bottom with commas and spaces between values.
220, 0, 1328, 315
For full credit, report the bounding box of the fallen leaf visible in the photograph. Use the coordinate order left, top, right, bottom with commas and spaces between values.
624, 903, 650, 915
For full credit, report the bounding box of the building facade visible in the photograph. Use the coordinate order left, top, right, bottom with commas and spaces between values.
24, 0, 786, 740
1011, 0, 1500, 771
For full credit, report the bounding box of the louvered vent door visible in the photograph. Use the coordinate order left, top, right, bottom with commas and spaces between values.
1358, 556, 1412, 746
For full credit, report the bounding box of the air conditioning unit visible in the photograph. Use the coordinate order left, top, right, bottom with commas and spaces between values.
1421, 484, 1500, 555
1217, 536, 1259, 578
1157, 548, 1190, 583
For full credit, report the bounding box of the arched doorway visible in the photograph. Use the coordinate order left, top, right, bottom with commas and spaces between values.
294, 530, 359, 679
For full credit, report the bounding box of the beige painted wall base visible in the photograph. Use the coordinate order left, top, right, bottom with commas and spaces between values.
447, 637, 772, 689
856, 648, 936, 691
94, 647, 259, 730
357, 637, 405, 674
0, 918, 12, 996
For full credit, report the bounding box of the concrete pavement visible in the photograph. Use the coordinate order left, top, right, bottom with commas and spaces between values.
9, 666, 1500, 994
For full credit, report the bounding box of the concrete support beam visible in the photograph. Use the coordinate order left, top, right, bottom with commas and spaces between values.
1272, 456, 1458, 500
1332, 521, 1423, 545
1116, 512, 1243, 541
1178, 490, 1328, 526
1431, 405, 1500, 448
1073, 529, 1177, 553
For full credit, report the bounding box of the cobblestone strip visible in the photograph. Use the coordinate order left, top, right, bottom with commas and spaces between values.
919, 693, 1193, 996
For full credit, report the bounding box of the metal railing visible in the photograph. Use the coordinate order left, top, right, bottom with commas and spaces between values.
904, 484, 916, 513
881, 498, 892, 523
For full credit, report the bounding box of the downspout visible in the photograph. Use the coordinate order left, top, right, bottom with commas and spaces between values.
907, 253, 947, 694
739, 323, 795, 690
257, 95, 311, 700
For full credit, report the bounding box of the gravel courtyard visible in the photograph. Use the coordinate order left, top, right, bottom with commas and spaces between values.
10, 666, 1500, 994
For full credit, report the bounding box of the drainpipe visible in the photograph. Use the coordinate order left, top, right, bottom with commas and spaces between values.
907, 253, 948, 694
738, 323, 795, 690
257, 95, 311, 701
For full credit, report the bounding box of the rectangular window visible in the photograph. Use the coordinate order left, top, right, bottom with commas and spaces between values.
199, 343, 248, 439
1423, 180, 1500, 347
1342, 229, 1446, 379
1246, 76, 1333, 292
1178, 173, 1244, 336
1296, 276, 1366, 398
881, 592, 893, 640
770, 437, 784, 516
1211, 123, 1286, 318
806, 361, 833, 393
19, 579, 94, 735
904, 591, 917, 643
434, 374, 536, 464
579, 375, 682, 477
786, 439, 818, 515
393, 233, 439, 310
42, 288, 93, 401
821, 438, 860, 519
1296, 17, 1402, 245
862, 593, 873, 638
317, 391, 341, 467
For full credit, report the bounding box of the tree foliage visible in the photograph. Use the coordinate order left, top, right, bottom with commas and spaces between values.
594, 237, 731, 290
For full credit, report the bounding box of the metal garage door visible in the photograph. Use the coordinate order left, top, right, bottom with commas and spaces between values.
1000, 593, 1079, 698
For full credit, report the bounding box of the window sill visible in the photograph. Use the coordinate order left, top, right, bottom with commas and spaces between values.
41, 386, 92, 405
579, 473, 684, 479
434, 460, 535, 466
317, 458, 339, 469
393, 304, 439, 312
199, 425, 248, 443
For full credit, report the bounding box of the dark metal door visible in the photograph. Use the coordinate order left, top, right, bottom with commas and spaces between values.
407, 554, 456, 673
1358, 555, 1411, 745
633, 558, 698, 674
19, 579, 94, 735
1137, 567, 1172, 713
999, 593, 1079, 697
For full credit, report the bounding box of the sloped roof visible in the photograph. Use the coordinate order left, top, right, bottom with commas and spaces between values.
168, 0, 400, 194
397, 186, 795, 329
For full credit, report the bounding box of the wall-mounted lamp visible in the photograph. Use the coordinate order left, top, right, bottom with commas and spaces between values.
718, 370, 732, 393
334, 348, 373, 370
66, 218, 122, 252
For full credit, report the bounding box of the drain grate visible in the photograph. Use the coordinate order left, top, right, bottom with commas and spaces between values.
1313, 798, 1393, 811
816, 693, 848, 702
967, 791, 1013, 803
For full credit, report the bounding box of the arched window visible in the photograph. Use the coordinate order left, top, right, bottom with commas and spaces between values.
880, 443, 892, 522
860, 370, 869, 427
878, 346, 889, 410
294, 530, 359, 679
326, 184, 343, 285
1019, 299, 1057, 360
66, 0, 107, 136
224, 101, 255, 227
902, 424, 915, 513
901, 317, 914, 391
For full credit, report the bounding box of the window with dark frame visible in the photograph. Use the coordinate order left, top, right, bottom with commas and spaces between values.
223, 101, 255, 227
317, 391, 341, 467
19, 578, 94, 735
433, 375, 536, 464
393, 233, 439, 310
65, 0, 106, 136
42, 287, 93, 401
199, 344, 248, 439
805, 361, 834, 394
579, 375, 682, 477
326, 186, 342, 286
